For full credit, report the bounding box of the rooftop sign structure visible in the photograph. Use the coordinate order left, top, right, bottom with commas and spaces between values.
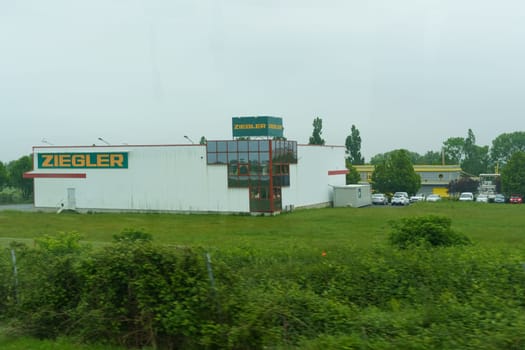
232, 116, 284, 138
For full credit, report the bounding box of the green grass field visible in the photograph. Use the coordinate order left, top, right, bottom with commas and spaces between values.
1, 202, 524, 349
1, 201, 524, 252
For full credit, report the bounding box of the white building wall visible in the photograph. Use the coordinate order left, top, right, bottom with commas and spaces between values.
31, 143, 346, 213
282, 145, 347, 209
32, 145, 249, 213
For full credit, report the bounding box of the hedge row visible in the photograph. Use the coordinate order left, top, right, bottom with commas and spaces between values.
0, 229, 524, 349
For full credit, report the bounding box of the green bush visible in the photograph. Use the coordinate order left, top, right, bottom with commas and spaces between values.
2, 230, 524, 349
9, 232, 88, 338
75, 241, 222, 349
0, 248, 13, 318
389, 215, 471, 249
0, 187, 24, 204
112, 228, 153, 243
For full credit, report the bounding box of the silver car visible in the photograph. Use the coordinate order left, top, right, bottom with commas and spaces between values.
371, 193, 389, 205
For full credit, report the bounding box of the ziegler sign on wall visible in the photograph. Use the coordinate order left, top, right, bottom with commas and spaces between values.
232, 116, 284, 138
37, 152, 129, 169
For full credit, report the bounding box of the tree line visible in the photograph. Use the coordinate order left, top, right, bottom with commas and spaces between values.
0, 155, 33, 204
307, 117, 525, 196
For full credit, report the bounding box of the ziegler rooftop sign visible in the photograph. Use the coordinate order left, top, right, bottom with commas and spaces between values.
37, 152, 128, 169
232, 116, 284, 138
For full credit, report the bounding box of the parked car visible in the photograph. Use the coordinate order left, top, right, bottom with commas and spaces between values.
371, 193, 389, 205
494, 194, 506, 203
509, 194, 523, 204
426, 194, 441, 202
391, 192, 410, 206
458, 192, 474, 201
476, 194, 489, 203
410, 193, 425, 203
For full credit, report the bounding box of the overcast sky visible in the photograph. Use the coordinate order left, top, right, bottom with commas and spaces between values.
2, 0, 524, 162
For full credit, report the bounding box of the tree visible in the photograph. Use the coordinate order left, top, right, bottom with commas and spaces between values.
490, 131, 525, 168
308, 117, 325, 145
370, 153, 386, 165
7, 155, 33, 199
345, 125, 364, 165
461, 144, 490, 176
199, 136, 207, 145
0, 161, 7, 188
371, 149, 421, 195
416, 150, 443, 165
443, 130, 490, 175
447, 177, 479, 197
501, 151, 525, 196
442, 137, 465, 164
345, 162, 361, 184
371, 150, 421, 165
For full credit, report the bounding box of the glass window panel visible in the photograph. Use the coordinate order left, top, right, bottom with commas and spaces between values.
249, 152, 259, 162
261, 162, 269, 175
207, 141, 217, 153
228, 153, 238, 162
282, 175, 290, 187
259, 176, 270, 186
260, 140, 269, 152
207, 153, 217, 164
238, 141, 248, 152
249, 141, 259, 152
250, 163, 262, 175
260, 152, 269, 163
238, 152, 249, 162
227, 141, 237, 152
239, 164, 249, 175
228, 164, 238, 175
217, 141, 227, 152
217, 153, 227, 164
228, 177, 241, 187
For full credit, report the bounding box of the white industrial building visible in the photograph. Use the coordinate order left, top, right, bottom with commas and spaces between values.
24, 117, 349, 214
24, 142, 347, 214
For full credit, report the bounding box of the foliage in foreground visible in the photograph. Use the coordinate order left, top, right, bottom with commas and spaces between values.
389, 215, 471, 249
0, 228, 524, 349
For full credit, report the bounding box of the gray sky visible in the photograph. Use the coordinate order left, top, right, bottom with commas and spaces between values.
2, 0, 524, 163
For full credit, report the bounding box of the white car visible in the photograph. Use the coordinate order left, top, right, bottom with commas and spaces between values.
391, 192, 410, 206
410, 194, 425, 203
426, 194, 441, 202
459, 192, 474, 201
476, 194, 489, 203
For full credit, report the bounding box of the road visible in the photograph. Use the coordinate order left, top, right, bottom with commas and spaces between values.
0, 204, 35, 212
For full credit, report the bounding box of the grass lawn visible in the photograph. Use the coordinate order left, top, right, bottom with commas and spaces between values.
1, 201, 524, 253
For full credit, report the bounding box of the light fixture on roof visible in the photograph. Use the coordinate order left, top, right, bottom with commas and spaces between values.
41, 138, 54, 146
184, 135, 195, 144
98, 137, 110, 145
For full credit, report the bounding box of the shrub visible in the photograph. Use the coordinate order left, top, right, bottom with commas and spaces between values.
389, 215, 471, 249
75, 242, 222, 349
0, 187, 24, 204
9, 232, 88, 338
112, 228, 153, 243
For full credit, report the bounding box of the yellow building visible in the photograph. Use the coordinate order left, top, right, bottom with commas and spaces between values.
354, 165, 463, 197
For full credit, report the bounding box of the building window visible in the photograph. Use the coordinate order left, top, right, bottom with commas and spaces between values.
207, 139, 297, 212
